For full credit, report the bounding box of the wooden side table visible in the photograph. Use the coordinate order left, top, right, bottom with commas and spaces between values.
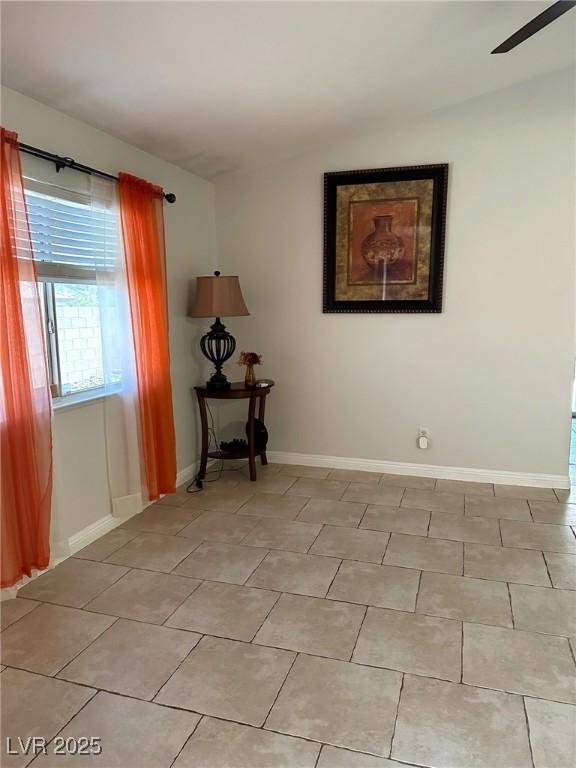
194, 381, 274, 483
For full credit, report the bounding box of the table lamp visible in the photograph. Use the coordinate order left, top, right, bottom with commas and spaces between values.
189, 271, 250, 390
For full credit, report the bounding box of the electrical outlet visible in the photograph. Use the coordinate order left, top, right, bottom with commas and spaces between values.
417, 427, 431, 450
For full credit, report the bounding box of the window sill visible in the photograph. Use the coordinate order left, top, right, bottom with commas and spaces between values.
52, 388, 111, 412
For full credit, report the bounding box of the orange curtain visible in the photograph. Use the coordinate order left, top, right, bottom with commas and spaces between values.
0, 128, 53, 588
118, 173, 176, 501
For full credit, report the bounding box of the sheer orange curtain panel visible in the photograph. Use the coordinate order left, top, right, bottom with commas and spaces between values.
0, 127, 53, 588
118, 172, 177, 501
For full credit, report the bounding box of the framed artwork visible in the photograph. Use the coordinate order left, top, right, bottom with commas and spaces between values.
323, 164, 448, 313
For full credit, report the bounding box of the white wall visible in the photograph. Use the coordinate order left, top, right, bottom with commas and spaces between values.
216, 70, 575, 481
1, 87, 217, 544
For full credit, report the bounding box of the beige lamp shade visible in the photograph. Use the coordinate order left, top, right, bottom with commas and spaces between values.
189, 272, 250, 318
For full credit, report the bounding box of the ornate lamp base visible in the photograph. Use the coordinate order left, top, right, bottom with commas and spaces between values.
207, 371, 231, 390
200, 317, 235, 390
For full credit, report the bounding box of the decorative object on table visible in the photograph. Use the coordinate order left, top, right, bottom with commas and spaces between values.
323, 164, 448, 313
189, 271, 249, 390
195, 381, 275, 483
238, 351, 262, 388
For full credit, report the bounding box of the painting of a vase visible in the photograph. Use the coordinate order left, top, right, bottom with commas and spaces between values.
361, 215, 405, 274
322, 163, 448, 313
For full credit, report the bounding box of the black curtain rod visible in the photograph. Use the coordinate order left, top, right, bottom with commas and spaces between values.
19, 142, 177, 203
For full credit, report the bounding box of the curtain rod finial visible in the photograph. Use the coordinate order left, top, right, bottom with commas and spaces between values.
164, 192, 176, 204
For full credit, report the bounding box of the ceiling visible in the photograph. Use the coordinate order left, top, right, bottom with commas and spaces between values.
1, 1, 574, 179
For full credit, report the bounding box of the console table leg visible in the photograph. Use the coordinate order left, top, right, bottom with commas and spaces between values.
196, 391, 209, 481
248, 392, 257, 481
258, 394, 268, 465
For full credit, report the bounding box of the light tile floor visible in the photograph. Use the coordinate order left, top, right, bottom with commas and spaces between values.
2, 463, 576, 768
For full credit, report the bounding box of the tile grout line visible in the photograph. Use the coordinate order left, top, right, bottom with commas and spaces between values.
347, 604, 369, 663
248, 589, 283, 642
388, 672, 405, 760
413, 569, 424, 612
26, 684, 100, 766
380, 531, 392, 563
324, 557, 345, 598
540, 550, 555, 588
258, 721, 393, 763
0, 599, 43, 633
91, 577, 203, 628
20, 559, 131, 612
356, 503, 370, 530
104, 540, 204, 574
151, 632, 208, 706
338, 480, 351, 501
294, 496, 314, 523
168, 713, 204, 768
567, 635, 576, 668
521, 696, 537, 768
307, 522, 327, 552
241, 547, 274, 586
160, 577, 205, 627
261, 651, 300, 730
178, 711, 327, 753
506, 582, 516, 629
43, 612, 121, 684
73, 527, 140, 560
148, 630, 207, 704
312, 743, 323, 768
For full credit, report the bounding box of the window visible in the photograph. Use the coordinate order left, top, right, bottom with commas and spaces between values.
24, 179, 122, 399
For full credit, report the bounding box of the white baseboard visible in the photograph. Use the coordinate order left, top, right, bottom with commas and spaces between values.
267, 450, 570, 489
3, 460, 204, 598
65, 514, 125, 555
64, 458, 207, 557
177, 462, 199, 487
2, 511, 135, 599
54, 503, 142, 565
62, 459, 202, 559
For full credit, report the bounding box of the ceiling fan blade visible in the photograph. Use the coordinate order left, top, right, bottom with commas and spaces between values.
491, 0, 576, 53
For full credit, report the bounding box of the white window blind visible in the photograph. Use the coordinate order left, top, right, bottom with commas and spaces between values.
18, 177, 124, 398
23, 178, 119, 282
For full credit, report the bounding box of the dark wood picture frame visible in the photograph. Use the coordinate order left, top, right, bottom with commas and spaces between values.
323, 163, 448, 313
